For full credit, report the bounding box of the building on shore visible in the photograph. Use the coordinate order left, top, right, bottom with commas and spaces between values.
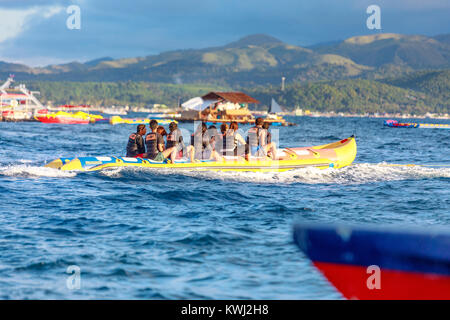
180, 91, 259, 123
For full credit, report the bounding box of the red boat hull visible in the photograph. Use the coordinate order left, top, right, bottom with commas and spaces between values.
315, 262, 450, 300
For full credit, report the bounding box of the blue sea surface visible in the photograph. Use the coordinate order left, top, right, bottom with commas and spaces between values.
0, 116, 449, 299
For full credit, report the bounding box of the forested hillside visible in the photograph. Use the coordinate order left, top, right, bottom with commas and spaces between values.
25, 76, 449, 115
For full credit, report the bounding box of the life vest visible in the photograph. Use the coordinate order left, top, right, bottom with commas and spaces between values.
145, 132, 159, 159
126, 133, 144, 157
166, 131, 178, 149
222, 130, 237, 156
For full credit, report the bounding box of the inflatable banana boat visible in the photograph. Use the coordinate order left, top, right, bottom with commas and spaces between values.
45, 136, 356, 172
36, 111, 104, 124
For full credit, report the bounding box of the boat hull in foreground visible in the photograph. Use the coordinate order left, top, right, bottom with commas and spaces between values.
293, 223, 450, 300
45, 136, 356, 172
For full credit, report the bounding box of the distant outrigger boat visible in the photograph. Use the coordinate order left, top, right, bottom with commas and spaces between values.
384, 119, 450, 129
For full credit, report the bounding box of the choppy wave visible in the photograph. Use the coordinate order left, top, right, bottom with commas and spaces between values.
91, 163, 450, 185
0, 165, 76, 178
1, 116, 449, 299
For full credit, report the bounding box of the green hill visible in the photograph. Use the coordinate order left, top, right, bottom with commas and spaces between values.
312, 33, 450, 69
245, 79, 448, 114
24, 81, 230, 107
382, 69, 450, 101
0, 34, 381, 85
2, 32, 449, 115
24, 78, 449, 115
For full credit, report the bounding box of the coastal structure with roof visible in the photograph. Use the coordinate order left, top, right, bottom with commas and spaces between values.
180, 91, 260, 123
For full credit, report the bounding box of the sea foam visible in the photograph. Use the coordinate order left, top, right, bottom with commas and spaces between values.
91, 163, 450, 185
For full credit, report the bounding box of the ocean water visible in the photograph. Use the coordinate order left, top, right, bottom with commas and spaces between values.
0, 116, 449, 299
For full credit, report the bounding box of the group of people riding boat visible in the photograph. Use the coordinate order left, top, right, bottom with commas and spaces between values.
125, 117, 279, 162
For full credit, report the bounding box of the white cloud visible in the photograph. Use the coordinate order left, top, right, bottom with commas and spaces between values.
0, 5, 64, 43
43, 5, 64, 18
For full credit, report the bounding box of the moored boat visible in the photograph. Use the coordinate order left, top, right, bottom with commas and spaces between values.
293, 223, 450, 300
384, 119, 450, 129
35, 111, 103, 124
45, 136, 357, 172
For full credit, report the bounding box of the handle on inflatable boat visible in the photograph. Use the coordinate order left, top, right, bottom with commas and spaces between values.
284, 148, 298, 159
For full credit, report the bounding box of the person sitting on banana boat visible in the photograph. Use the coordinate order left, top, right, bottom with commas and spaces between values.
247, 117, 277, 159
167, 122, 195, 162
215, 123, 228, 155
156, 125, 167, 138
208, 125, 222, 154
191, 122, 222, 161
145, 120, 177, 162
126, 124, 146, 158
222, 121, 247, 157
220, 123, 228, 135
262, 121, 278, 159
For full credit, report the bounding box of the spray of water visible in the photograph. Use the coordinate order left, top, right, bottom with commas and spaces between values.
89, 163, 450, 185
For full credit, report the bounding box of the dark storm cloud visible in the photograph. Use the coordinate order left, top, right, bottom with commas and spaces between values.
0, 0, 449, 66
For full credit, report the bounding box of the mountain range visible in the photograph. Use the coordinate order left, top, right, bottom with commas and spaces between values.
1, 33, 450, 86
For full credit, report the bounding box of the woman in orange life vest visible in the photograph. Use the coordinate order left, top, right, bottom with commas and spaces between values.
222, 121, 246, 158
166, 122, 195, 162
126, 124, 146, 157
144, 120, 177, 162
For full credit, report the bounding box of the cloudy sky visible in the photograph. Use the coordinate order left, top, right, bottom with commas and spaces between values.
0, 0, 449, 66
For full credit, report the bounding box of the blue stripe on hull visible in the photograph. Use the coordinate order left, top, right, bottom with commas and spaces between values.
293, 223, 450, 276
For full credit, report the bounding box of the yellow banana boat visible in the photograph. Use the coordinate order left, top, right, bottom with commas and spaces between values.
45, 136, 356, 172
110, 116, 176, 125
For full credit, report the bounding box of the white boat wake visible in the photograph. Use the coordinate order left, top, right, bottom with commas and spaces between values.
0, 165, 76, 178
97, 162, 450, 185
1, 163, 449, 184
